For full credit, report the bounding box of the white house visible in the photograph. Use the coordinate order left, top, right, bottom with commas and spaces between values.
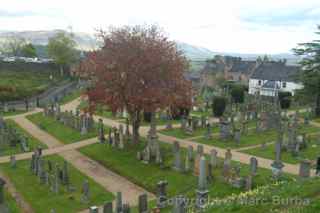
248, 62, 303, 97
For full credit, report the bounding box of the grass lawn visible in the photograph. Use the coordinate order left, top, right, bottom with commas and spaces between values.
59, 89, 83, 105
195, 129, 278, 149
159, 127, 213, 139
26, 112, 104, 144
0, 119, 47, 156
5, 189, 21, 213
0, 155, 114, 213
79, 138, 291, 202
242, 135, 320, 164
204, 178, 320, 213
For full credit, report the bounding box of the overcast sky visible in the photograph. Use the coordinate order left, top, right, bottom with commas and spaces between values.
1, 0, 319, 54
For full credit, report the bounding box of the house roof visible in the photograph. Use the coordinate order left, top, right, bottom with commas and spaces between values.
229, 61, 256, 74
251, 62, 300, 82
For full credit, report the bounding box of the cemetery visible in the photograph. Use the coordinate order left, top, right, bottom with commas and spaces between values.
26, 103, 106, 144
0, 118, 46, 156
0, 18, 320, 213
0, 154, 114, 212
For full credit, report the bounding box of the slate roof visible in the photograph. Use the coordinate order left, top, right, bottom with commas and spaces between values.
229, 61, 256, 74
251, 62, 300, 82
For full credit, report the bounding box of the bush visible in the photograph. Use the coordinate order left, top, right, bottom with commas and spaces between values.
230, 84, 245, 104
171, 107, 190, 120
143, 111, 152, 123
278, 91, 292, 109
212, 96, 227, 117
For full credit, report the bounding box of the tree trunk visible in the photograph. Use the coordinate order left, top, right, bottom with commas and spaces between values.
131, 111, 141, 143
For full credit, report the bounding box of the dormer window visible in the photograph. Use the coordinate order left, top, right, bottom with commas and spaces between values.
258, 80, 262, 86
282, 82, 286, 88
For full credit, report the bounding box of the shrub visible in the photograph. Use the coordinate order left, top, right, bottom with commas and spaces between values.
230, 84, 245, 104
212, 96, 227, 117
278, 91, 292, 109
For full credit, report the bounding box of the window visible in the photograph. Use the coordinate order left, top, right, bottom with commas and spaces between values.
282, 82, 286, 88
258, 80, 262, 86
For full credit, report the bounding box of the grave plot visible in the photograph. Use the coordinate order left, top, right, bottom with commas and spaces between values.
79, 123, 294, 211
192, 110, 320, 149
26, 105, 109, 144
242, 133, 320, 164
0, 154, 114, 213
0, 118, 46, 156
159, 115, 219, 139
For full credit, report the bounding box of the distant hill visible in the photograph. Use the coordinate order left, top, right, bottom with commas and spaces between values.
0, 30, 300, 69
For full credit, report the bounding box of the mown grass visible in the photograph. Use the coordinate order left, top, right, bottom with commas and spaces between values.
26, 112, 104, 144
0, 155, 114, 213
0, 119, 47, 156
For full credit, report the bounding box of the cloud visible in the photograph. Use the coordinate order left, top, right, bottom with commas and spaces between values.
0, 9, 37, 17
0, 0, 319, 54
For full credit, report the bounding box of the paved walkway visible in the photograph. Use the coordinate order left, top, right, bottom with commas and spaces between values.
95, 114, 316, 177
11, 116, 155, 208
2, 99, 317, 212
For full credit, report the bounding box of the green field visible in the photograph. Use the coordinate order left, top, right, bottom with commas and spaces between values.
26, 112, 103, 144
159, 127, 212, 139
0, 110, 26, 117
59, 89, 83, 105
0, 119, 47, 156
0, 155, 114, 213
0, 70, 63, 102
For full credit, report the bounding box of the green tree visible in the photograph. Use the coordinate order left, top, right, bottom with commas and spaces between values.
0, 36, 26, 56
212, 96, 227, 117
47, 32, 78, 75
294, 25, 320, 116
230, 84, 245, 104
21, 43, 37, 58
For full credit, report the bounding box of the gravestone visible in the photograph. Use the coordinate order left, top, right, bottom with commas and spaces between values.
81, 180, 90, 203
89, 206, 99, 213
249, 157, 258, 176
103, 202, 113, 213
98, 119, 105, 143
204, 123, 212, 140
138, 193, 148, 213
187, 145, 193, 162
116, 192, 123, 213
157, 181, 168, 208
271, 138, 284, 179
316, 157, 320, 176
210, 149, 218, 168
299, 160, 311, 178
245, 175, 253, 191
220, 120, 231, 140
233, 129, 241, 146
172, 141, 182, 171
196, 156, 208, 209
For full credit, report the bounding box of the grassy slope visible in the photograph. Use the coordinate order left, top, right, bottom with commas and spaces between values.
5, 189, 21, 213
26, 113, 102, 144
0, 155, 114, 213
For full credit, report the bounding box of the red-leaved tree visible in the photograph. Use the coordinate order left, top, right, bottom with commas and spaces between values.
78, 25, 192, 143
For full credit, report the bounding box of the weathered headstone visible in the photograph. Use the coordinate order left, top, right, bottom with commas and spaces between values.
196, 156, 208, 209
103, 202, 113, 213
299, 160, 311, 178
156, 181, 168, 208
249, 157, 258, 176
138, 193, 148, 213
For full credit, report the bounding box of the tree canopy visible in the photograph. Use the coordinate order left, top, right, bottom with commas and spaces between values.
21, 43, 37, 58
293, 25, 320, 116
78, 25, 192, 143
48, 31, 78, 75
